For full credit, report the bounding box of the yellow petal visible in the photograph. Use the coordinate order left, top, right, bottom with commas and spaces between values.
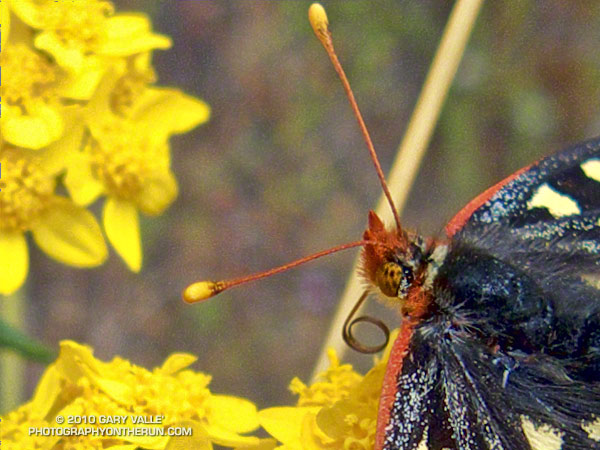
31, 197, 108, 267
82, 365, 134, 404
357, 358, 387, 400
208, 395, 259, 434
165, 421, 212, 450
64, 153, 105, 206
103, 197, 142, 272
35, 31, 84, 72
2, 103, 64, 149
56, 340, 134, 404
100, 14, 172, 56
30, 364, 61, 420
0, 230, 29, 295
84, 66, 125, 121
279, 444, 304, 450
160, 353, 198, 375
259, 407, 321, 445
58, 56, 107, 100
234, 439, 278, 450
133, 51, 152, 73
43, 106, 86, 175
165, 420, 213, 450
8, 0, 44, 28
300, 412, 332, 450
381, 328, 400, 364
135, 169, 178, 216
133, 88, 211, 145
206, 423, 260, 448
315, 400, 356, 440
55, 340, 102, 383
1, 0, 10, 49
56, 401, 85, 427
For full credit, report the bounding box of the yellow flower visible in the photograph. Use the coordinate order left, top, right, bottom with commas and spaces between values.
0, 120, 108, 295
2, 0, 173, 150
1, 0, 103, 149
2, 0, 210, 282
289, 350, 363, 407
2, 337, 396, 449
1, 341, 263, 449
259, 330, 399, 450
1, 39, 64, 149
9, 0, 171, 75
109, 53, 158, 117
65, 71, 210, 272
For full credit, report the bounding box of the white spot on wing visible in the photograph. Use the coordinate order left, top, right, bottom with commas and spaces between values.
581, 158, 600, 183
527, 183, 580, 217
416, 426, 428, 450
521, 416, 563, 450
584, 416, 600, 441
412, 428, 453, 450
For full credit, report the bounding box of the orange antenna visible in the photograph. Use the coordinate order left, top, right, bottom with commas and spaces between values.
309, 3, 402, 231
183, 4, 400, 305
183, 240, 383, 303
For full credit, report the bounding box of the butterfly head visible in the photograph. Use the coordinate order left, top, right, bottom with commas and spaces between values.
361, 211, 428, 304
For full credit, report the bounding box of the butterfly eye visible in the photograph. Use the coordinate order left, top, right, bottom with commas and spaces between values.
376, 261, 413, 298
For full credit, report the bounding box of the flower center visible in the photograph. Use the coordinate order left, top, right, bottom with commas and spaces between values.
0, 148, 56, 232
2, 44, 58, 107
38, 0, 113, 51
88, 120, 159, 200
110, 59, 157, 116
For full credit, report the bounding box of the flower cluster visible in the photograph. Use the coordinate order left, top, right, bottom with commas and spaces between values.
2, 341, 266, 450
258, 330, 397, 450
0, 0, 210, 294
1, 334, 397, 450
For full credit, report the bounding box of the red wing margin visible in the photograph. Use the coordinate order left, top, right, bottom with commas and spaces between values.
446, 137, 600, 237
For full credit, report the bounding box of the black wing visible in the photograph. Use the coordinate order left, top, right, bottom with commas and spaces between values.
383, 324, 534, 450
381, 332, 439, 450
449, 137, 600, 376
455, 137, 600, 271
436, 137, 600, 449
457, 137, 600, 229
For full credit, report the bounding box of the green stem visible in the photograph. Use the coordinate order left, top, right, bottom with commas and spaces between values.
1, 287, 26, 414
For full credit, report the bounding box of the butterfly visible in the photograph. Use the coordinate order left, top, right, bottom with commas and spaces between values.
184, 4, 600, 449
371, 138, 600, 449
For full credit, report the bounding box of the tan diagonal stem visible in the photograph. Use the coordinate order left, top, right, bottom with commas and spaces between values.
311, 0, 485, 381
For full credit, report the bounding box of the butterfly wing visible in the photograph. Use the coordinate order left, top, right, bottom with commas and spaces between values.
380, 324, 533, 450
442, 137, 600, 448
449, 136, 600, 247
377, 137, 600, 450
449, 137, 600, 368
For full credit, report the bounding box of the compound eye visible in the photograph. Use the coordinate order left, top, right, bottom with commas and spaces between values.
375, 262, 405, 297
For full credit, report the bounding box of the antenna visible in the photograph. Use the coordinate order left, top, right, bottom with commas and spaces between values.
183, 3, 399, 303
183, 240, 382, 303
308, 3, 402, 231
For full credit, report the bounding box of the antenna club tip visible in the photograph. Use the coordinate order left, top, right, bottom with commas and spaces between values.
309, 3, 329, 36
182, 281, 222, 303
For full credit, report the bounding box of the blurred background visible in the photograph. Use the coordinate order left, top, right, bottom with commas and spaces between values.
14, 1, 600, 411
